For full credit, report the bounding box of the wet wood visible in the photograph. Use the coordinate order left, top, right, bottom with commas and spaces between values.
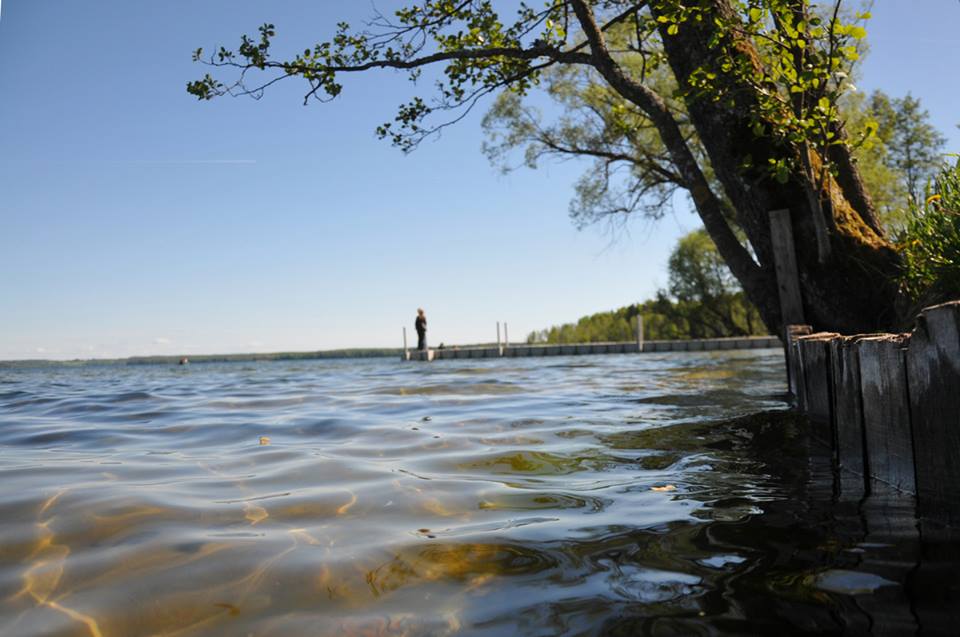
797, 333, 839, 446
829, 336, 868, 489
857, 334, 916, 494
904, 301, 960, 526
785, 325, 812, 406
769, 209, 806, 326
855, 485, 922, 635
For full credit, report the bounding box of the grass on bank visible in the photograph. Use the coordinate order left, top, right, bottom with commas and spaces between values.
896, 156, 960, 314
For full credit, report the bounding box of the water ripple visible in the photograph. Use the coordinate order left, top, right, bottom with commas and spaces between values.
1, 350, 942, 636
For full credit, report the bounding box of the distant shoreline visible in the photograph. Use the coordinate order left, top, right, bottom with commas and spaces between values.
0, 348, 404, 368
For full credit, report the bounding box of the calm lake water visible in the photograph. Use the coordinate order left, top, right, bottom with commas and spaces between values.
0, 351, 956, 636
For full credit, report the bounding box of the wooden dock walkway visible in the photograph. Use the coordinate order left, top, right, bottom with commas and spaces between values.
403, 335, 781, 361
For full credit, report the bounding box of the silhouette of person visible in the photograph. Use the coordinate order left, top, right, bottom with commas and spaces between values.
415, 308, 427, 351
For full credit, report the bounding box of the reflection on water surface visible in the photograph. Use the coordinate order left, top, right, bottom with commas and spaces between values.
1, 351, 957, 635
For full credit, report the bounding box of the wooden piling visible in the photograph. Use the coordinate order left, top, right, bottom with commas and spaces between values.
769, 209, 806, 326
829, 336, 869, 494
797, 333, 839, 446
904, 301, 960, 526
778, 304, 959, 523
857, 334, 916, 494
785, 325, 813, 404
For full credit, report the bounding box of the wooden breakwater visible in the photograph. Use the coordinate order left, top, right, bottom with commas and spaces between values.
786, 300, 960, 527
404, 335, 781, 361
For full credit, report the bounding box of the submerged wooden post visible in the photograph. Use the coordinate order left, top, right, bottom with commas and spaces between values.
786, 325, 813, 403
830, 335, 869, 490
797, 332, 839, 446
771, 209, 807, 395
905, 301, 960, 525
858, 334, 916, 494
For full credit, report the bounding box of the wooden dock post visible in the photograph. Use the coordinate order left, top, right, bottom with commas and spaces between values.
637, 314, 644, 352
783, 301, 960, 521
797, 333, 839, 446
770, 209, 807, 397
904, 301, 960, 526
496, 321, 502, 356
504, 323, 509, 351
786, 325, 813, 404
857, 334, 916, 494
829, 335, 868, 491
402, 327, 409, 361
769, 209, 805, 327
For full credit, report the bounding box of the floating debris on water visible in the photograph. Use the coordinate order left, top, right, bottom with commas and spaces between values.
651, 484, 677, 492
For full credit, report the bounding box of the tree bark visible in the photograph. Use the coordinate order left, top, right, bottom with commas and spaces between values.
649, 0, 901, 334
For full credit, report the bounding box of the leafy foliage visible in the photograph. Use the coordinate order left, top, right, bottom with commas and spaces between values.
896, 158, 960, 311
189, 1, 583, 152
869, 92, 948, 208
189, 1, 871, 171
665, 0, 869, 182
842, 90, 947, 231
481, 21, 693, 228
481, 33, 695, 229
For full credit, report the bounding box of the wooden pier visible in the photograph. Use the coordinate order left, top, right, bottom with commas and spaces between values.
403, 335, 780, 361
787, 300, 960, 528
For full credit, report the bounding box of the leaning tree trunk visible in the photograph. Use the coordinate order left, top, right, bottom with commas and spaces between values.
652, 0, 901, 335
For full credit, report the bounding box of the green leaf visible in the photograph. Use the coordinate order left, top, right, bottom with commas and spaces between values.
848, 26, 867, 40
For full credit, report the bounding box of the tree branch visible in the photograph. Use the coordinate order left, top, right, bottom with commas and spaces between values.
568, 0, 771, 305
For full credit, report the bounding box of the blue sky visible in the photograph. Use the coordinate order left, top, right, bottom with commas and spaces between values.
1, 1, 958, 360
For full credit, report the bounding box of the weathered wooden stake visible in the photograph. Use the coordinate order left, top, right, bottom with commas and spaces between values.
785, 325, 813, 403
857, 334, 916, 494
496, 321, 502, 355
904, 301, 960, 526
402, 327, 409, 361
797, 333, 839, 446
637, 314, 644, 352
829, 335, 868, 487
504, 322, 509, 350
769, 209, 805, 326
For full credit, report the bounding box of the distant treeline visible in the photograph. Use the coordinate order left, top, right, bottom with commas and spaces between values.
528, 229, 767, 344
0, 348, 402, 369
527, 294, 765, 344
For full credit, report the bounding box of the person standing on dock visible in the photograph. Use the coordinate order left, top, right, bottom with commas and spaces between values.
415, 308, 427, 351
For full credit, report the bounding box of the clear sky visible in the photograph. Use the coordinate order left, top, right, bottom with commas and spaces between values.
1, 1, 958, 360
